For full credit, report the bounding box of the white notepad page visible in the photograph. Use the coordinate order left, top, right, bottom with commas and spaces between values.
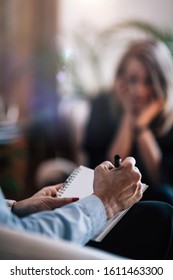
57, 165, 94, 199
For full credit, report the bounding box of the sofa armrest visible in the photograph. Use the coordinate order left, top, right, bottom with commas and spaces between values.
0, 226, 124, 260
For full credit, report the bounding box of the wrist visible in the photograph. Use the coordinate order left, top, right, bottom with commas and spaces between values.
135, 126, 148, 136
95, 193, 119, 220
6, 199, 16, 212
11, 199, 29, 217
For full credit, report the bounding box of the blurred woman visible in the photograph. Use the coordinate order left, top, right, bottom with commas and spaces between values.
83, 39, 173, 204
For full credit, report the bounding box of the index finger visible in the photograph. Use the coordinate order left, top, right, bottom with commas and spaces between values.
95, 161, 115, 172
48, 184, 64, 196
121, 157, 136, 167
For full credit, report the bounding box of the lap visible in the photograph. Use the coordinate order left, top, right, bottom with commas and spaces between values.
87, 201, 173, 259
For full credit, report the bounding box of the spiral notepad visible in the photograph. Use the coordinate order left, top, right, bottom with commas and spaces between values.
57, 165, 94, 199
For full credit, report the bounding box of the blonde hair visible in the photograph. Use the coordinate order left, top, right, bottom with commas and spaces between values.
116, 39, 173, 135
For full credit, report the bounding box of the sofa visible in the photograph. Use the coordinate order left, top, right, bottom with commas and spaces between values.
0, 226, 124, 260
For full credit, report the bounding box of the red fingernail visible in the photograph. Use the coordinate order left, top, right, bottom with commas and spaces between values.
72, 197, 79, 202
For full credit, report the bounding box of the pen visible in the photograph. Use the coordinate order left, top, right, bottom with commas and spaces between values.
114, 154, 122, 168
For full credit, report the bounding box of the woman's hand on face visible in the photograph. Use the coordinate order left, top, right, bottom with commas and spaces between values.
12, 184, 79, 217
136, 99, 165, 129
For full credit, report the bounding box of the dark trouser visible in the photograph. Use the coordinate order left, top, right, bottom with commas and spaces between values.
142, 183, 173, 206
87, 201, 173, 260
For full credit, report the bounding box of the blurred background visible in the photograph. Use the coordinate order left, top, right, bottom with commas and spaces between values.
0, 0, 173, 200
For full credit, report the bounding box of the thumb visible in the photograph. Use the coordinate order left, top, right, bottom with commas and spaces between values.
50, 197, 79, 208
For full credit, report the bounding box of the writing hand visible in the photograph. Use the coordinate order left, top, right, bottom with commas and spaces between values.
93, 157, 143, 219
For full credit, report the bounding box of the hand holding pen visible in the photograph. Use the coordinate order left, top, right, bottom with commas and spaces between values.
113, 153, 149, 193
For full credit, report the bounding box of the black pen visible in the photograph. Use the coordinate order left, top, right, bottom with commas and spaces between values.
114, 154, 122, 168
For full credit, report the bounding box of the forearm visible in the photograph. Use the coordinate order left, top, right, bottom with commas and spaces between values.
1, 195, 107, 245
137, 129, 162, 184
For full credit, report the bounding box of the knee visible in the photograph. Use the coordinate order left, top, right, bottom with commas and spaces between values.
133, 201, 173, 224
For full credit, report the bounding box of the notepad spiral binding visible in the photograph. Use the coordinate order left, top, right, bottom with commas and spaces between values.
57, 166, 81, 197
